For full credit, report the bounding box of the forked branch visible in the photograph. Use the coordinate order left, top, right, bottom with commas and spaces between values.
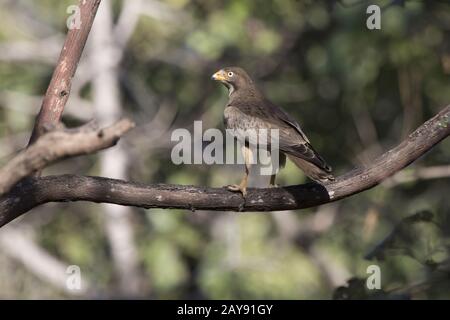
0, 105, 448, 227
0, 119, 134, 195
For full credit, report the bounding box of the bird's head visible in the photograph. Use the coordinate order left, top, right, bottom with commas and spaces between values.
211, 67, 254, 96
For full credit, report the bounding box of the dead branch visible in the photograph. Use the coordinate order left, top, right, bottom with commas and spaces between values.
0, 119, 134, 195
28, 0, 101, 144
0, 104, 448, 228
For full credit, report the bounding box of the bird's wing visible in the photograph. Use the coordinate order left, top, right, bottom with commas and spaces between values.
263, 100, 332, 172
225, 104, 332, 172
264, 99, 311, 144
281, 140, 332, 173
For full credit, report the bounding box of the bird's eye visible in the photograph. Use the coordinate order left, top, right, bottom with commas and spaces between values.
227, 71, 234, 77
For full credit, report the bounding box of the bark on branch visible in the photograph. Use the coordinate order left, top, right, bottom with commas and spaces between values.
1, 104, 448, 228
0, 119, 134, 195
28, 0, 101, 144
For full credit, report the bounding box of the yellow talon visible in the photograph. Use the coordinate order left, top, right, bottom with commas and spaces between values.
227, 184, 247, 197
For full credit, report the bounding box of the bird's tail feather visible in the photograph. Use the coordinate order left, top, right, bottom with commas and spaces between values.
287, 155, 335, 183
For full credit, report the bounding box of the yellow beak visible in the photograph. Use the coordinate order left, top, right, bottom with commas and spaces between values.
211, 69, 227, 82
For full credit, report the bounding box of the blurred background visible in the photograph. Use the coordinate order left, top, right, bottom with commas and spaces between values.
0, 0, 449, 299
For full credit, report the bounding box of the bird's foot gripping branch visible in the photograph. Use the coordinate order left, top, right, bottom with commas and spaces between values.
1, 104, 449, 228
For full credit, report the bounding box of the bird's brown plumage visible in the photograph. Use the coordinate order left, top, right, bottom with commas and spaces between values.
212, 66, 334, 189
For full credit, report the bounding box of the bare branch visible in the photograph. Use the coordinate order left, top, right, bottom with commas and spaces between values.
329, 105, 450, 199
0, 119, 134, 195
0, 104, 448, 228
28, 0, 102, 144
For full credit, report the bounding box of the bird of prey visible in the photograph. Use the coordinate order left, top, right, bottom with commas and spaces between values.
212, 67, 334, 196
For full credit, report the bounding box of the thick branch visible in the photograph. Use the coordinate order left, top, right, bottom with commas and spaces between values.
28, 0, 101, 144
0, 119, 134, 195
0, 105, 449, 228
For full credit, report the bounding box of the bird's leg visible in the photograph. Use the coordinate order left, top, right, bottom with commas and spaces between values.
269, 173, 278, 187
268, 152, 284, 187
227, 165, 249, 197
228, 145, 252, 197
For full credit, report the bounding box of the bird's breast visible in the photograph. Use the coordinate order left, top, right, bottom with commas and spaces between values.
224, 106, 273, 147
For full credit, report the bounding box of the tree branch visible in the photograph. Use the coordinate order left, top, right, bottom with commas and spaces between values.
28, 0, 101, 144
0, 119, 134, 195
0, 104, 448, 228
